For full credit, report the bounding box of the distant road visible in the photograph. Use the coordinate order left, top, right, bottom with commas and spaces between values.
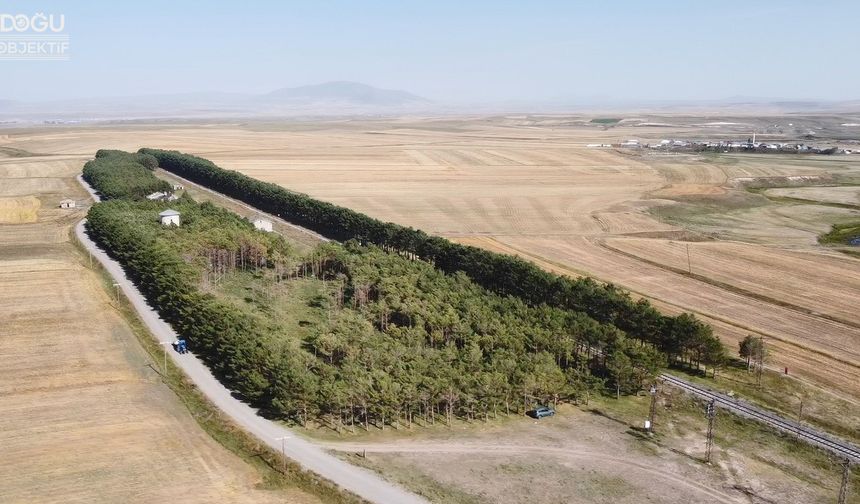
661, 373, 860, 463
75, 175, 427, 504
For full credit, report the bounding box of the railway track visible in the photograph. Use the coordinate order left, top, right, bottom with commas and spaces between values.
661, 373, 860, 463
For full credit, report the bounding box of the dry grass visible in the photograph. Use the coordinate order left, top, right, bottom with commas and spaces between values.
766, 186, 860, 206
320, 396, 854, 504
0, 196, 40, 223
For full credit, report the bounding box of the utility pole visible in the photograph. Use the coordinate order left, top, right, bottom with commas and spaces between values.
275, 435, 290, 474
686, 243, 692, 275
796, 396, 805, 435
158, 341, 171, 374
837, 458, 851, 504
705, 399, 717, 464
646, 384, 658, 434
756, 336, 765, 388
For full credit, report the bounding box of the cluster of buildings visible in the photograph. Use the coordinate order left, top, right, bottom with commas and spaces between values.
650, 138, 843, 155
157, 208, 272, 233
146, 183, 185, 202
589, 137, 849, 155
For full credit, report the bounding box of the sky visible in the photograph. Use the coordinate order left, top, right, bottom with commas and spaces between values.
2, 0, 859, 104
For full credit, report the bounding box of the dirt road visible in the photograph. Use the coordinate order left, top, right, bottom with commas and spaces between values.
323, 440, 745, 504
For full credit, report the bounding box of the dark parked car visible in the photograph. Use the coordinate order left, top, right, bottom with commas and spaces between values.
527, 406, 555, 419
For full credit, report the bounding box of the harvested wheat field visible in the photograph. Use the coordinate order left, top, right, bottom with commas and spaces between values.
0, 196, 40, 223
0, 155, 317, 504
766, 185, 860, 206
1, 118, 859, 403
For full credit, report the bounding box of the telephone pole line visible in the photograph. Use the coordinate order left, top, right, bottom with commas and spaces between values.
705, 399, 717, 464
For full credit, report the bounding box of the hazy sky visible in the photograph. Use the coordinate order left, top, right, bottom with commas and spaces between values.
3, 0, 859, 103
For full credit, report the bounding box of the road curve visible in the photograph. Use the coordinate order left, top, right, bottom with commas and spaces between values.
75, 175, 427, 504
661, 373, 860, 463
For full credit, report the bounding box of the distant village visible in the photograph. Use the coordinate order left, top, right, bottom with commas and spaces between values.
589, 137, 854, 155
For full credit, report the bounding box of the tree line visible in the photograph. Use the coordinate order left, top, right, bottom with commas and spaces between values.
140, 148, 725, 373
82, 149, 171, 200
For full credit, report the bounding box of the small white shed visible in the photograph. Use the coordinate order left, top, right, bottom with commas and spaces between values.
159, 209, 181, 226
172, 183, 184, 191
251, 216, 273, 232
59, 198, 76, 209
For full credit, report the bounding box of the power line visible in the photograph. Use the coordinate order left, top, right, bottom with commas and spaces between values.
705, 399, 716, 464
838, 458, 851, 504
647, 384, 658, 434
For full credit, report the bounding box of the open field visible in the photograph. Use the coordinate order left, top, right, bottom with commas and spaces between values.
766, 186, 860, 206
315, 391, 858, 504
0, 196, 40, 223
4, 117, 859, 503
0, 155, 319, 503
1, 117, 858, 402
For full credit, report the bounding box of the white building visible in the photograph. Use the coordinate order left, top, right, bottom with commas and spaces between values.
250, 216, 273, 232
59, 198, 76, 209
159, 209, 181, 226
147, 191, 179, 202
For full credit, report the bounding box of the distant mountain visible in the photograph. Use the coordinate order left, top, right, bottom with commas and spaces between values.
2, 83, 858, 123
261, 81, 430, 106
0, 82, 434, 122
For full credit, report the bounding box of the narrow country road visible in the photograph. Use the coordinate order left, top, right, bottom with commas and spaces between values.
75, 175, 427, 504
